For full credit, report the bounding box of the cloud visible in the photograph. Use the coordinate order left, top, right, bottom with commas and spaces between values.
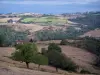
0, 0, 99, 5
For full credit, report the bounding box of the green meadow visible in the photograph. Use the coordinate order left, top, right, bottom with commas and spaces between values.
21, 16, 67, 26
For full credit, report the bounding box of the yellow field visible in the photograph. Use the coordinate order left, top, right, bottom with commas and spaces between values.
0, 18, 20, 23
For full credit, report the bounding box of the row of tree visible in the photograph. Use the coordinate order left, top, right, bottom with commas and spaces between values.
69, 13, 100, 29
11, 43, 77, 72
11, 43, 48, 69
35, 27, 84, 41
0, 25, 28, 46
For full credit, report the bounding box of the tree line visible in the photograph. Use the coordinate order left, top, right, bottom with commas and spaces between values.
11, 43, 78, 72
0, 25, 28, 46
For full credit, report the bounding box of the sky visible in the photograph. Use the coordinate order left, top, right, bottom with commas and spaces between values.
0, 0, 100, 14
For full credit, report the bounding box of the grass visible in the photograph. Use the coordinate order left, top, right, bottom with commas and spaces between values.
21, 16, 67, 25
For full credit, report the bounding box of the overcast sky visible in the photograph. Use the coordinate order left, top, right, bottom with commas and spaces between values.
0, 0, 100, 14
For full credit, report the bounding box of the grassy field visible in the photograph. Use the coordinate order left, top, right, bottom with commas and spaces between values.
21, 16, 67, 26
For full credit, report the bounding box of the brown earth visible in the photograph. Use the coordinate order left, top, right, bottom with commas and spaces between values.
80, 29, 100, 38
0, 23, 45, 33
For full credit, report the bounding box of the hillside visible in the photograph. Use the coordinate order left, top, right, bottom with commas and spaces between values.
0, 46, 99, 75
80, 29, 100, 38
37, 43, 100, 74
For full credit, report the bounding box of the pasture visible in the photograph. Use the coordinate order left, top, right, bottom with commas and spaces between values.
21, 16, 67, 26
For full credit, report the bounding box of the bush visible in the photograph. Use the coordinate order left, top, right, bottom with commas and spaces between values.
41, 48, 47, 55
48, 43, 61, 53
80, 69, 91, 74
60, 39, 69, 45
34, 54, 48, 69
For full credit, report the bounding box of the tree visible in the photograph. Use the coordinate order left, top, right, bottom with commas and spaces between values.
34, 54, 48, 69
60, 39, 69, 45
48, 43, 61, 53
11, 43, 38, 68
60, 54, 77, 72
47, 50, 77, 72
47, 50, 62, 72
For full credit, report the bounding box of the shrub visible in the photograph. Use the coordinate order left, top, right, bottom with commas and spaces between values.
80, 69, 91, 74
60, 39, 69, 45
48, 43, 61, 53
41, 48, 47, 55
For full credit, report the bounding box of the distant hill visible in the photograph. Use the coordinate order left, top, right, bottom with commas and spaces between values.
80, 29, 100, 38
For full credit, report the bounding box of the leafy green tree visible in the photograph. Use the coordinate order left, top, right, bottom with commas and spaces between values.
47, 50, 62, 72
47, 50, 77, 72
34, 54, 48, 69
48, 43, 61, 53
60, 54, 77, 72
11, 43, 38, 68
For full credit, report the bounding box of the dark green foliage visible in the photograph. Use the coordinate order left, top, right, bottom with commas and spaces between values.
47, 50, 77, 72
35, 26, 85, 41
11, 43, 38, 68
70, 13, 100, 29
80, 69, 91, 74
47, 50, 62, 71
73, 37, 100, 56
12, 43, 48, 69
83, 37, 100, 55
48, 43, 61, 53
60, 39, 69, 45
45, 43, 77, 72
34, 54, 48, 69
41, 48, 47, 55
69, 37, 100, 68
61, 54, 78, 72
0, 25, 28, 46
